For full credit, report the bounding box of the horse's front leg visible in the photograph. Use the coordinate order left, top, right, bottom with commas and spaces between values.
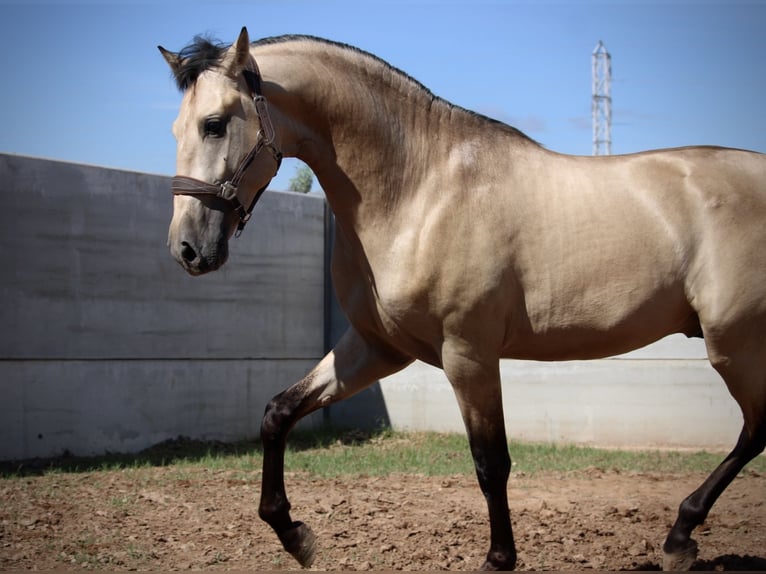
443, 345, 516, 571
258, 326, 412, 567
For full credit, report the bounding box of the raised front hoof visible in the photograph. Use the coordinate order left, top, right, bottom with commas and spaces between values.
280, 521, 317, 568
662, 539, 698, 571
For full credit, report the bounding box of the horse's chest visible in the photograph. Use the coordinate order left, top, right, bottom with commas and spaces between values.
332, 250, 442, 357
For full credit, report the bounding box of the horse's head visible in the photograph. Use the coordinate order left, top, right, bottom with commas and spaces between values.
159, 27, 281, 275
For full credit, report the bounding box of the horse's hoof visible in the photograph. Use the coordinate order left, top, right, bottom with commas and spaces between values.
281, 522, 317, 568
480, 549, 517, 570
480, 559, 515, 571
662, 539, 698, 571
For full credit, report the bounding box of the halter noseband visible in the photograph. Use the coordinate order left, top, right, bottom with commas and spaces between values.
171, 56, 282, 237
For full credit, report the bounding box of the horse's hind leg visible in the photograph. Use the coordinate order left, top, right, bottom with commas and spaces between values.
663, 423, 766, 570
258, 326, 412, 568
442, 346, 516, 571
662, 337, 766, 571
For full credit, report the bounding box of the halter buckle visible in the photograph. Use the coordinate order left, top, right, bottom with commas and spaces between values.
220, 181, 238, 202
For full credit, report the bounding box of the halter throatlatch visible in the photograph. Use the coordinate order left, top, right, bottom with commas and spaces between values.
171, 56, 282, 237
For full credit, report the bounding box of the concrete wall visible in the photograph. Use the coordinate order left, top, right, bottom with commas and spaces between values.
373, 337, 742, 450
333, 336, 744, 451
0, 154, 746, 460
0, 154, 327, 460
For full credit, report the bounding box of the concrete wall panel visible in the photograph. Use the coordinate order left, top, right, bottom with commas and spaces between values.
0, 359, 319, 460
377, 351, 743, 450
1, 154, 326, 460
0, 154, 325, 361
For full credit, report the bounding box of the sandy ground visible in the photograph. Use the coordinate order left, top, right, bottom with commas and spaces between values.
1, 464, 764, 571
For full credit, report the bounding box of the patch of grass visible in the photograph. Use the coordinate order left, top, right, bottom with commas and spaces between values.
282, 431, 766, 477
505, 441, 752, 475
285, 430, 473, 476
1, 427, 763, 478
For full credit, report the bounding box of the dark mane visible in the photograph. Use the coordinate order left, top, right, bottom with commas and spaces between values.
172, 35, 230, 91
254, 34, 439, 100
255, 35, 537, 145
173, 33, 536, 144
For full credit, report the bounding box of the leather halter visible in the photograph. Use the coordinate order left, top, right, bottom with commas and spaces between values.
171, 57, 282, 237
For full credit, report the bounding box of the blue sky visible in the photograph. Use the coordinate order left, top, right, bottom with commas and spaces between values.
1, 1, 764, 192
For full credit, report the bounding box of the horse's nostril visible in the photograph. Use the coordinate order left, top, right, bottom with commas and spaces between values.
180, 241, 197, 263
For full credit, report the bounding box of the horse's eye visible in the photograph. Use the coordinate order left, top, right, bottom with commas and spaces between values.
203, 117, 227, 138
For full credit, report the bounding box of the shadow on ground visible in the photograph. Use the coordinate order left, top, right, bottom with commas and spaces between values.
0, 425, 384, 477
629, 554, 766, 571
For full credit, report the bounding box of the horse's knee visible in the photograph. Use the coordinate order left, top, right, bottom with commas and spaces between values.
261, 391, 293, 440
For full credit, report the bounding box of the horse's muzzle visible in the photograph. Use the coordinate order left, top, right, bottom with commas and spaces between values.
170, 237, 229, 276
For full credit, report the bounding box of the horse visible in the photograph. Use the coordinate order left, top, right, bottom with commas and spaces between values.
158, 27, 766, 570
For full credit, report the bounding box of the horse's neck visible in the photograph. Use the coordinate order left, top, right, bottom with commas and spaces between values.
258, 41, 453, 223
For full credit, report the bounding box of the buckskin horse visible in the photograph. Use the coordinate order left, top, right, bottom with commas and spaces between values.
159, 28, 766, 570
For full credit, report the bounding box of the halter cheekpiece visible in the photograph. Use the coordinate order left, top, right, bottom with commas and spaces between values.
171, 56, 282, 237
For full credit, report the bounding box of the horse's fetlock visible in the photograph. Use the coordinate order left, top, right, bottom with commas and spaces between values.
258, 497, 291, 525
678, 497, 708, 527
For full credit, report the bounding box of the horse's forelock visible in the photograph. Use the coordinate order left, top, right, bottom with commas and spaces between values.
173, 35, 230, 91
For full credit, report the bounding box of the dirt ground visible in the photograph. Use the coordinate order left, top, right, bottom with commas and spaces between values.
1, 466, 764, 571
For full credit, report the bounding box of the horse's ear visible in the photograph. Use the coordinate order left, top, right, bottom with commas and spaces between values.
158, 46, 181, 74
223, 26, 251, 76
